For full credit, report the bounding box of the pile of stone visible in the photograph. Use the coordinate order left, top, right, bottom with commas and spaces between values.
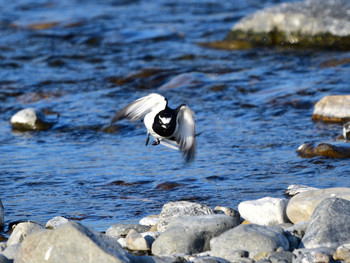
1, 185, 350, 263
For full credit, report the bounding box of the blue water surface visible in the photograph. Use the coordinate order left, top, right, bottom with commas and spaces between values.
0, 0, 350, 232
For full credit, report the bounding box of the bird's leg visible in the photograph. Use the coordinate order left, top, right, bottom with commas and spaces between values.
152, 139, 160, 146
145, 133, 150, 146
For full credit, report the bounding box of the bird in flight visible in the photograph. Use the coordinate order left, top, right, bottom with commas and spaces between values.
111, 93, 196, 162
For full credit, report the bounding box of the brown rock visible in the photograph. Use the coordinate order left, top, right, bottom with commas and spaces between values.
297, 142, 350, 158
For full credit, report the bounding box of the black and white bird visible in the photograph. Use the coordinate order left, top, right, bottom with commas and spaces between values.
111, 93, 196, 162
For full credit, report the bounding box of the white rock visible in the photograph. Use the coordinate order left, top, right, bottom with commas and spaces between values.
46, 216, 69, 229
238, 197, 289, 226
10, 108, 37, 127
139, 215, 159, 227
7, 222, 44, 246
313, 95, 350, 121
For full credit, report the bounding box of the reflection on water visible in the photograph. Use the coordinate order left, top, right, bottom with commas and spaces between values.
1, 0, 350, 232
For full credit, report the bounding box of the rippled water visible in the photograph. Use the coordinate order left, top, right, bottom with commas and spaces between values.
1, 0, 350, 233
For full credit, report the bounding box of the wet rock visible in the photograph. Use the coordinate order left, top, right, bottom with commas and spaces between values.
297, 141, 350, 158
284, 184, 318, 197
105, 223, 150, 238
125, 229, 150, 251
7, 221, 43, 246
333, 243, 350, 262
238, 197, 289, 226
139, 215, 159, 227
286, 187, 350, 223
157, 201, 214, 232
300, 198, 350, 249
210, 224, 289, 261
10, 108, 53, 131
156, 182, 184, 190
45, 216, 69, 229
16, 221, 131, 263
0, 200, 3, 230
215, 0, 350, 50
312, 95, 350, 122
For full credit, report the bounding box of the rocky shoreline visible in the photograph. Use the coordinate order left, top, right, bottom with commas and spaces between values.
1, 185, 350, 262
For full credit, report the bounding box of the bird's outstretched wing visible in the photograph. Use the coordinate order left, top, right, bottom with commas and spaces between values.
174, 105, 196, 162
111, 93, 167, 125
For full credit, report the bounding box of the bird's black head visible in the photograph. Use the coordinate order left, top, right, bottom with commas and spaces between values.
153, 108, 176, 137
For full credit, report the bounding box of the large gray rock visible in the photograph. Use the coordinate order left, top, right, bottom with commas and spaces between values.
15, 221, 131, 263
312, 95, 350, 122
238, 197, 289, 226
210, 224, 289, 261
286, 187, 350, 224
152, 215, 239, 256
300, 198, 350, 249
7, 222, 43, 246
157, 201, 214, 232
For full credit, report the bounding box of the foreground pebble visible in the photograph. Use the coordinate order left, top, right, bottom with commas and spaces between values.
1, 187, 350, 262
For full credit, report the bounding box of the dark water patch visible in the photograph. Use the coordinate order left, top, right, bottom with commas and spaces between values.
156, 181, 184, 191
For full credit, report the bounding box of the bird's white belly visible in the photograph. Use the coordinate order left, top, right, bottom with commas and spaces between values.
144, 111, 162, 140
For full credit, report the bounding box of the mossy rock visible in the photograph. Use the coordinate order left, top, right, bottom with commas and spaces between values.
205, 0, 350, 50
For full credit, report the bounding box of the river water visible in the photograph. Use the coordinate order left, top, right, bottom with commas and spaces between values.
1, 0, 350, 233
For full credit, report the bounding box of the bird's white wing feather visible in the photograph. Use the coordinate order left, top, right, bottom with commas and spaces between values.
174, 105, 196, 162
111, 93, 167, 124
